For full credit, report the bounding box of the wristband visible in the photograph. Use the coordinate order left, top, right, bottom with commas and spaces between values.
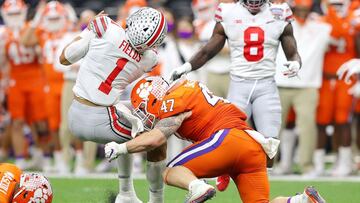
118, 143, 129, 155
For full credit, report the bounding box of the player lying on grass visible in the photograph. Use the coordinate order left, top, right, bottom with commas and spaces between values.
0, 163, 53, 203
104, 76, 326, 203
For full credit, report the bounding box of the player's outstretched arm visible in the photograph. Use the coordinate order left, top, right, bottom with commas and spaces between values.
189, 23, 227, 70
280, 23, 302, 78
59, 29, 95, 65
170, 23, 226, 81
105, 112, 191, 161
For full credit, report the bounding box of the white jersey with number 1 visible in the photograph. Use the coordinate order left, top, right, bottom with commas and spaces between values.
73, 17, 157, 106
215, 2, 293, 79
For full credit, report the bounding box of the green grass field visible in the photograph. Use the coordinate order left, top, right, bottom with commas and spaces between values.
50, 178, 360, 203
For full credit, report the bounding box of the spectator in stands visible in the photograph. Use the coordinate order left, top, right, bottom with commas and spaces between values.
274, 0, 332, 175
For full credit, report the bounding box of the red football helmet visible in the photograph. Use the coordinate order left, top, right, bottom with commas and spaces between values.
1, 0, 27, 29
12, 173, 53, 203
131, 76, 169, 131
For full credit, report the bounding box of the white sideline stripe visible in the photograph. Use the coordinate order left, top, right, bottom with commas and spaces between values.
43, 173, 360, 182
168, 129, 224, 167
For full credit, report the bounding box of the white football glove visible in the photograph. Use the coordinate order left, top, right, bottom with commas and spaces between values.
337, 59, 360, 84
169, 62, 192, 82
348, 82, 360, 98
282, 61, 301, 78
104, 142, 128, 162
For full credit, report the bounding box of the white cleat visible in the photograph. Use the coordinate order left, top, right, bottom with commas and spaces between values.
185, 183, 216, 203
95, 159, 116, 172
114, 192, 143, 203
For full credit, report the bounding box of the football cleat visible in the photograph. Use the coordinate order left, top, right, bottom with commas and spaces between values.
185, 183, 216, 203
216, 175, 230, 192
304, 186, 326, 203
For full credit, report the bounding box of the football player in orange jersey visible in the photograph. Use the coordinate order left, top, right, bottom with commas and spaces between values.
105, 76, 326, 203
20, 1, 69, 172
314, 0, 360, 177
0, 163, 53, 203
0, 0, 51, 170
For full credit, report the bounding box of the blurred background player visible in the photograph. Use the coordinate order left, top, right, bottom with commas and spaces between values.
105, 76, 325, 203
0, 162, 53, 203
314, 0, 360, 177
169, 0, 301, 189
274, 0, 331, 175
0, 0, 50, 170
20, 0, 69, 173
54, 8, 98, 175
61, 8, 167, 203
192, 0, 231, 97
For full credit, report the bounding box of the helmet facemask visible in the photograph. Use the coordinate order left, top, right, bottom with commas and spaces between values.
132, 101, 157, 131
242, 0, 268, 13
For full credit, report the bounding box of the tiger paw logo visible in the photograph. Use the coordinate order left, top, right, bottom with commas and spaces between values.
136, 82, 153, 100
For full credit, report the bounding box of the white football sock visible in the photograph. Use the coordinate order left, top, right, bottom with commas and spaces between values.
288, 193, 308, 203
279, 129, 297, 170
313, 149, 325, 173
147, 160, 166, 203
188, 179, 207, 192
117, 154, 136, 194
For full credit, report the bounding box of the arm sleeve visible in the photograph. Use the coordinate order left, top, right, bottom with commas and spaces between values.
63, 29, 94, 64
55, 34, 81, 72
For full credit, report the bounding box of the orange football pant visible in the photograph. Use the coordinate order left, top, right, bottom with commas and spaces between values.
317, 78, 354, 125
167, 128, 269, 203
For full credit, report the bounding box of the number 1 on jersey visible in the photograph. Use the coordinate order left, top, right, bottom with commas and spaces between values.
244, 27, 265, 62
98, 58, 128, 95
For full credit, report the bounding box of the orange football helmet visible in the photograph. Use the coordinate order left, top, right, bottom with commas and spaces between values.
1, 0, 27, 29
12, 173, 53, 203
42, 1, 67, 32
131, 76, 169, 130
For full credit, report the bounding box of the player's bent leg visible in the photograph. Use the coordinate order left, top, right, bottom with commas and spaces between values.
146, 144, 167, 203
163, 166, 216, 203
233, 171, 270, 203
115, 154, 142, 203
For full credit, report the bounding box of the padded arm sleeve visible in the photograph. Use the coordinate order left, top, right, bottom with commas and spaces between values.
63, 29, 94, 64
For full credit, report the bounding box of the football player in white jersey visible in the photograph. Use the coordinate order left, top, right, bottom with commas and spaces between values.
170, 0, 301, 190
59, 8, 167, 203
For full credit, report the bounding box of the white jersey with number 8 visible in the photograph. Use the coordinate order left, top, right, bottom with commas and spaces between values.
73, 17, 158, 106
215, 2, 293, 79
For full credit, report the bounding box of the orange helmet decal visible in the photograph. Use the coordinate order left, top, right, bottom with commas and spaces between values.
12, 173, 53, 203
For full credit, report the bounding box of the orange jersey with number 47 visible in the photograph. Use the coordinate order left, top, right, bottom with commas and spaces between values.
158, 80, 251, 142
